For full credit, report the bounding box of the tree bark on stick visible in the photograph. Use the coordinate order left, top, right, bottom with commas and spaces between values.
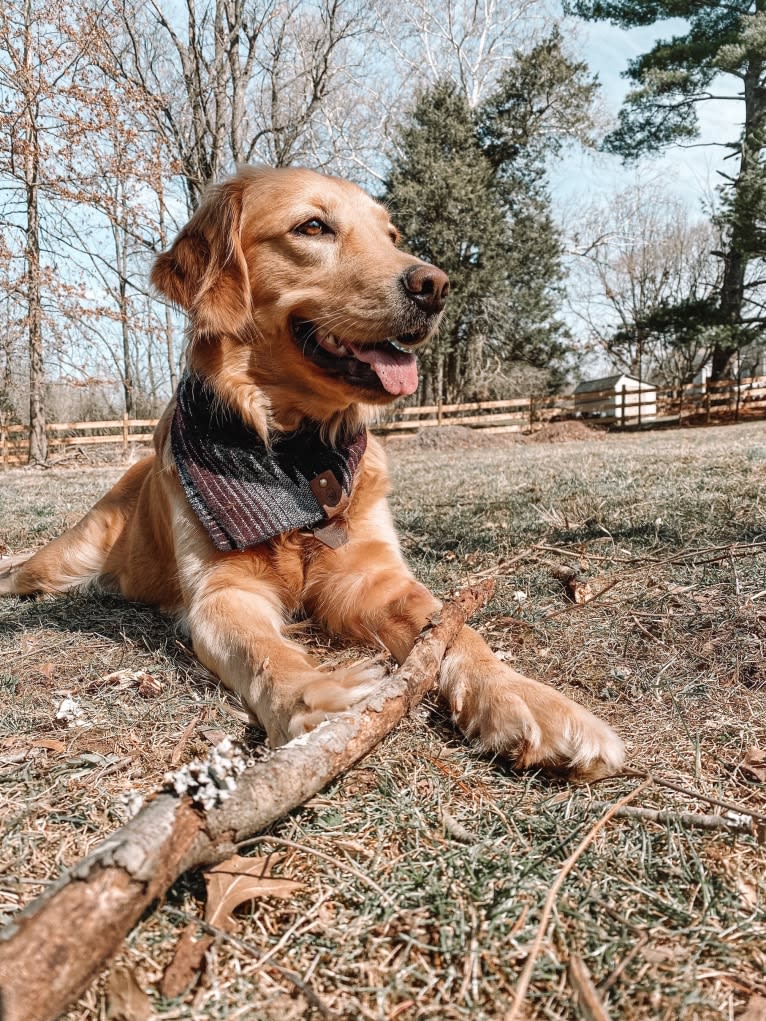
0, 581, 493, 1021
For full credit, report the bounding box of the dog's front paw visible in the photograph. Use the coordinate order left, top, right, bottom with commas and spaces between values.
441, 652, 625, 781
285, 660, 386, 741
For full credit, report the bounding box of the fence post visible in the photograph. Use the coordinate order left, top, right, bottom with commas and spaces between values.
0, 414, 6, 471
620, 385, 626, 429
705, 383, 711, 424
437, 399, 443, 426
122, 413, 129, 459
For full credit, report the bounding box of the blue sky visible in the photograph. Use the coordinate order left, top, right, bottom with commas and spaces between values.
552, 14, 742, 221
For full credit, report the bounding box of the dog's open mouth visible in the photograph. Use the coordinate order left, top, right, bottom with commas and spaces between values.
292, 318, 423, 397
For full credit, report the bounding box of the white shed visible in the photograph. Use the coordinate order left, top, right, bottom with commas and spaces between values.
574, 374, 657, 423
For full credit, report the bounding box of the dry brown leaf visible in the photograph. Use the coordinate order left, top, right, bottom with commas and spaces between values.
740, 746, 766, 783
170, 713, 201, 766
38, 662, 55, 678
137, 673, 162, 698
741, 995, 766, 1021
159, 922, 212, 1000
570, 580, 594, 605
160, 856, 302, 1000
205, 853, 304, 932
200, 727, 228, 745
31, 738, 66, 753
105, 965, 152, 1021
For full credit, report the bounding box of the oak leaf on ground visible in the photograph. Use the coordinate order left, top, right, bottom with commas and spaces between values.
740, 746, 766, 784
160, 853, 304, 999
105, 965, 152, 1021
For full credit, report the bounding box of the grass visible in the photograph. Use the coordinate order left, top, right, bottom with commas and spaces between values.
1, 423, 765, 1020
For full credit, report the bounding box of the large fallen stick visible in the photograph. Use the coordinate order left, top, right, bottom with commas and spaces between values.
0, 581, 493, 1021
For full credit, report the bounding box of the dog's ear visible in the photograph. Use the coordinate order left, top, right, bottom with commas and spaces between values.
151, 180, 251, 335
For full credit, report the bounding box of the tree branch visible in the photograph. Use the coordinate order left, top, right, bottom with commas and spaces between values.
0, 581, 494, 1021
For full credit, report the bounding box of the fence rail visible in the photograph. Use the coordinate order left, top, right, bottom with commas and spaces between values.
2, 375, 766, 467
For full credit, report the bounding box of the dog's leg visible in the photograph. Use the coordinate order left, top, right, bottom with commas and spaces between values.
185, 577, 383, 745
0, 552, 35, 595
0, 458, 154, 598
170, 494, 384, 746
305, 500, 624, 781
0, 522, 113, 597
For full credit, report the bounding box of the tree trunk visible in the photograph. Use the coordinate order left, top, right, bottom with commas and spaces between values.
120, 277, 134, 417
23, 0, 46, 464
712, 28, 765, 381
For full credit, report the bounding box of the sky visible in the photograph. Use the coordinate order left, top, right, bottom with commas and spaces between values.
551, 14, 742, 223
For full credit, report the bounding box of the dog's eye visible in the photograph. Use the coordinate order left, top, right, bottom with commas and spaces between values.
294, 218, 333, 237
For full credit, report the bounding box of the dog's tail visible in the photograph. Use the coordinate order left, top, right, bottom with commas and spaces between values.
0, 457, 152, 597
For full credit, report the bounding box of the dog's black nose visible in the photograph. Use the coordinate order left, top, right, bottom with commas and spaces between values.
401, 264, 450, 314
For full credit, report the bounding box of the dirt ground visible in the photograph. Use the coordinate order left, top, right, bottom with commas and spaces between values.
1, 420, 765, 1020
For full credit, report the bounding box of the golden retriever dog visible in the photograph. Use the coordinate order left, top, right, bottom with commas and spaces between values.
0, 166, 623, 779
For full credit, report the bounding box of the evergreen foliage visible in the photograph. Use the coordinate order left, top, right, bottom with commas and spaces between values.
384, 34, 597, 403
565, 0, 766, 379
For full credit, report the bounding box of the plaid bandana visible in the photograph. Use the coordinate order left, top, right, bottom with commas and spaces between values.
171, 373, 367, 551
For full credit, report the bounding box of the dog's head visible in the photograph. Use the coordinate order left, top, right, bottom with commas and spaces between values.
152, 166, 448, 432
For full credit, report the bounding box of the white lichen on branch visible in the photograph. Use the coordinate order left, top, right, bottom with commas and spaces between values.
165, 738, 247, 811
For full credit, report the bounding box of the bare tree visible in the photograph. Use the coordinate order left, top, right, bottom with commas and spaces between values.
0, 0, 115, 456
374, 0, 547, 110
99, 0, 379, 213
568, 183, 722, 385
0, 0, 50, 460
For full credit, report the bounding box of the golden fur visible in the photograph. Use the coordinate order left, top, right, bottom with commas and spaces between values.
0, 166, 624, 778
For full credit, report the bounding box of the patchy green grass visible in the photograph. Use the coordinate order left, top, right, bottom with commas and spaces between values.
1, 423, 765, 1020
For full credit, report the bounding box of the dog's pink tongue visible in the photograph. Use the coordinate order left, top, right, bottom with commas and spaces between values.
349, 343, 418, 396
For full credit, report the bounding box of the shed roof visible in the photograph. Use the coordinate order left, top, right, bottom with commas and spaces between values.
574, 374, 655, 394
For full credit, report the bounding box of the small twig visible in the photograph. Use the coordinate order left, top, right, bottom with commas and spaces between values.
544, 578, 621, 618
235, 836, 396, 907
630, 615, 669, 648
503, 780, 652, 1021
568, 953, 611, 1021
587, 801, 756, 837
162, 907, 334, 1018
622, 768, 766, 824
467, 544, 544, 582
441, 808, 475, 843
534, 540, 766, 573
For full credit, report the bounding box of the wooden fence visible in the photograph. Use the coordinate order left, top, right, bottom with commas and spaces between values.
2, 374, 766, 468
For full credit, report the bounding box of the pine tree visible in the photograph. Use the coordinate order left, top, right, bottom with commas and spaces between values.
565, 0, 766, 379
385, 82, 510, 402
384, 33, 598, 402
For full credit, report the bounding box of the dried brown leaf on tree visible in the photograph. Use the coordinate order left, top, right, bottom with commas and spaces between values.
740, 746, 766, 783
105, 965, 152, 1021
205, 853, 305, 931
